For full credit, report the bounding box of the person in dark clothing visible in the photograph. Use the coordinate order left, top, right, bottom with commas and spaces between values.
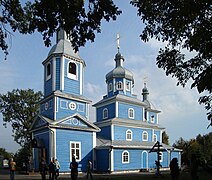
86, 160, 93, 180
48, 158, 56, 180
39, 158, 48, 180
70, 156, 78, 180
170, 158, 180, 180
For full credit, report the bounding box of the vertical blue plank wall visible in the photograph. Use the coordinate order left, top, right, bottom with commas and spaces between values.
118, 102, 143, 121
96, 149, 109, 172
55, 129, 93, 172
55, 58, 61, 90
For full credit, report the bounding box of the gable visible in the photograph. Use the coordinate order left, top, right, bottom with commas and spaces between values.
54, 113, 100, 132
59, 117, 87, 128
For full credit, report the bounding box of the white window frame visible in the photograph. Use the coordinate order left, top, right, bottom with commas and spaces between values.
116, 81, 123, 90
151, 115, 155, 123
159, 152, 163, 162
126, 82, 130, 91
70, 141, 81, 162
122, 150, 129, 164
108, 83, 113, 92
126, 129, 132, 141
128, 108, 134, 119
103, 108, 108, 119
142, 131, 148, 141
46, 62, 51, 81
153, 134, 157, 142
69, 102, 77, 110
67, 61, 78, 80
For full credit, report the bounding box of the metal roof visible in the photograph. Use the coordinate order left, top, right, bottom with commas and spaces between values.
96, 137, 181, 151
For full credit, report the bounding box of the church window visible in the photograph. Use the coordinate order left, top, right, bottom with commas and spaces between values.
153, 134, 157, 142
159, 152, 163, 162
151, 115, 155, 123
70, 142, 81, 161
46, 62, 51, 81
103, 108, 108, 119
67, 61, 77, 79
126, 82, 130, 91
116, 81, 123, 90
108, 83, 113, 92
126, 130, 132, 141
69, 102, 76, 110
142, 131, 148, 141
128, 108, 134, 119
122, 151, 129, 163
144, 110, 148, 121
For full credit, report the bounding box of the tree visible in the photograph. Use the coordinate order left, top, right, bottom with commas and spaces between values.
1, 1, 211, 126
131, 0, 212, 125
162, 131, 169, 145
0, 0, 121, 59
173, 133, 212, 165
0, 147, 13, 159
0, 89, 42, 147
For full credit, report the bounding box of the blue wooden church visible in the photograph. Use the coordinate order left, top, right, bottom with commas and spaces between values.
31, 30, 181, 173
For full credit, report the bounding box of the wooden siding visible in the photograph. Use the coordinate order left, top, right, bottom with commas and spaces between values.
55, 58, 61, 90
63, 59, 81, 95
40, 99, 54, 120
44, 78, 53, 97
154, 130, 161, 142
96, 149, 109, 172
96, 103, 115, 122
114, 125, 152, 142
55, 129, 93, 172
97, 126, 111, 140
56, 97, 87, 120
118, 102, 143, 121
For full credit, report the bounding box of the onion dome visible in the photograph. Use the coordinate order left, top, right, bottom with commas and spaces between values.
106, 52, 134, 83
142, 83, 151, 108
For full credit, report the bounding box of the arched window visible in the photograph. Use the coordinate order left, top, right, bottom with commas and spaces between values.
46, 62, 51, 80
103, 108, 108, 119
126, 82, 130, 91
153, 134, 157, 142
67, 61, 77, 79
116, 81, 123, 90
159, 152, 163, 162
142, 131, 148, 141
126, 130, 132, 141
108, 83, 113, 92
151, 115, 155, 123
128, 108, 134, 119
122, 151, 129, 163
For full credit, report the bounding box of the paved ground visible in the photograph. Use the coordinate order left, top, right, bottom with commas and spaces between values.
0, 168, 151, 180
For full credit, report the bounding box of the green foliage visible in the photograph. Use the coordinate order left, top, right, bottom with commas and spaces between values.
0, 0, 121, 59
162, 131, 169, 145
131, 0, 212, 123
0, 89, 43, 147
14, 145, 31, 170
173, 133, 212, 165
0, 147, 13, 159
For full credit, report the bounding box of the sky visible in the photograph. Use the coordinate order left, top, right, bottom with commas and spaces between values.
0, 1, 211, 153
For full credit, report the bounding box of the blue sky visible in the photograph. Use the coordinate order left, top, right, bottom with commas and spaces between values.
0, 1, 210, 153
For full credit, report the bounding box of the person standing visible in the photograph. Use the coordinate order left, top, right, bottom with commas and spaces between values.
39, 158, 48, 180
70, 156, 78, 180
86, 160, 93, 180
170, 158, 180, 180
9, 158, 16, 180
48, 158, 56, 180
54, 159, 60, 180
